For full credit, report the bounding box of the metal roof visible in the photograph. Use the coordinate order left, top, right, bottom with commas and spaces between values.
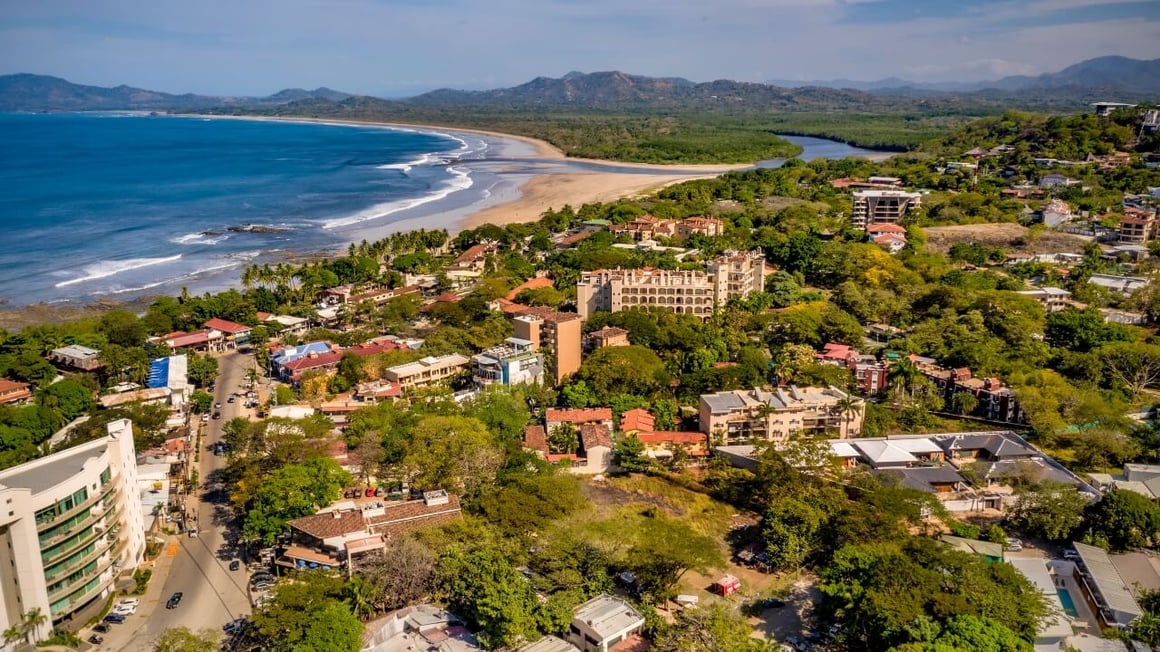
1073, 541, 1143, 627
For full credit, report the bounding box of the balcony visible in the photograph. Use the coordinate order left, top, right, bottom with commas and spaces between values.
37, 483, 118, 533
47, 554, 116, 604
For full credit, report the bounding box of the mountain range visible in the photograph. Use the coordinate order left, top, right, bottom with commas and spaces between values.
0, 56, 1154, 115
767, 56, 1160, 96
0, 73, 350, 112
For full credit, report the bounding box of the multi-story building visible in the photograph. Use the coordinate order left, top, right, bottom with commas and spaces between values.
1119, 209, 1157, 244
471, 338, 544, 387
383, 355, 470, 390
512, 309, 583, 384
1016, 287, 1072, 313
0, 378, 32, 405
699, 386, 864, 444
851, 190, 923, 230
0, 419, 144, 644
676, 217, 724, 239
48, 345, 102, 372
575, 250, 766, 320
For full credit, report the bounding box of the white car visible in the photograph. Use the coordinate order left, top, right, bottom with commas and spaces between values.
113, 601, 137, 616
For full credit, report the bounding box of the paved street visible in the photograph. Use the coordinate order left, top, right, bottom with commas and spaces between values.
96, 350, 257, 651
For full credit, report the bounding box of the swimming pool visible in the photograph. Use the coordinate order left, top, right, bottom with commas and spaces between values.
1057, 588, 1079, 617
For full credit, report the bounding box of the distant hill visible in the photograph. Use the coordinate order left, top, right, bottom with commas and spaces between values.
406, 70, 895, 112
767, 56, 1160, 98
0, 74, 353, 112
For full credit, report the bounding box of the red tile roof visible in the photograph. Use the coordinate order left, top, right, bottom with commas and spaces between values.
620, 408, 655, 433
0, 378, 31, 396
580, 423, 613, 450
865, 223, 908, 234
546, 408, 613, 424
505, 276, 555, 301
365, 494, 463, 538
165, 330, 216, 348
637, 431, 707, 446
283, 350, 344, 375
346, 340, 400, 357
204, 318, 251, 334
288, 510, 368, 540
523, 425, 549, 454
454, 243, 491, 264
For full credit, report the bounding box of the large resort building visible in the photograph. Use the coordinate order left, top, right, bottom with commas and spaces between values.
699, 386, 865, 444
0, 420, 145, 644
575, 250, 766, 320
851, 190, 924, 230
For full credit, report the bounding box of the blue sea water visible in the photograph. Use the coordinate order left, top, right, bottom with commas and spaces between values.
0, 114, 888, 307
0, 113, 497, 305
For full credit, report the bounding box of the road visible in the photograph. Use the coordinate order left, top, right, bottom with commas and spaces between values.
104, 350, 257, 651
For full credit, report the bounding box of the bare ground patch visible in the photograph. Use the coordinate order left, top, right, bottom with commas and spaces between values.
922, 223, 1090, 255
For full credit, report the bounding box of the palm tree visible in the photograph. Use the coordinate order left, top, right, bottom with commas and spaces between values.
344, 576, 379, 620
832, 396, 863, 438
4, 608, 48, 646
888, 357, 922, 403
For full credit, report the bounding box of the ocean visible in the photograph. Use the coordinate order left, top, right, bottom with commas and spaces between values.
0, 113, 521, 306
0, 114, 888, 307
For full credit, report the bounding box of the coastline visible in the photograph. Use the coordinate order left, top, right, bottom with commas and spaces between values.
198, 114, 754, 233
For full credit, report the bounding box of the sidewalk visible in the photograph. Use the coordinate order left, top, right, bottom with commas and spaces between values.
89, 534, 180, 652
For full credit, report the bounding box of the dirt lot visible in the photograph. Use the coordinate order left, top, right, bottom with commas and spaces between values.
923, 223, 1090, 255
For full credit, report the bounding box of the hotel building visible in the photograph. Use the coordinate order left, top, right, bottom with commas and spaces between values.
851, 190, 924, 230
575, 250, 766, 320
699, 386, 864, 443
0, 419, 144, 644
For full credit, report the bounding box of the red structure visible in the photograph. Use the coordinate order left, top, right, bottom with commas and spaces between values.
712, 574, 741, 596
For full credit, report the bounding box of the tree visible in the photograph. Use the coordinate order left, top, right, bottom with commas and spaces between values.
98, 309, 147, 347
401, 415, 503, 495
153, 627, 220, 652
356, 537, 436, 612
570, 346, 669, 404
189, 390, 213, 414
950, 392, 979, 416
1084, 489, 1160, 551
761, 497, 827, 572
295, 602, 363, 652
613, 434, 649, 472
243, 458, 351, 545
548, 423, 580, 454
764, 271, 802, 308
2, 607, 47, 646
1099, 342, 1160, 399
656, 602, 776, 652
832, 396, 863, 438
185, 352, 219, 388
1006, 480, 1088, 542
436, 547, 544, 648
1072, 428, 1140, 471
37, 378, 94, 421
475, 473, 586, 536
772, 343, 815, 384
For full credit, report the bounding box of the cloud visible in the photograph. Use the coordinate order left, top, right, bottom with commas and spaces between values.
0, 0, 1156, 93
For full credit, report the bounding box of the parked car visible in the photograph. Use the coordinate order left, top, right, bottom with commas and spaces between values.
88, 635, 104, 644
212, 411, 221, 420
1006, 538, 1023, 552
93, 623, 110, 633
166, 592, 183, 609
1063, 548, 1080, 560
224, 618, 248, 635
103, 613, 126, 624
215, 402, 222, 409
227, 396, 236, 403
229, 560, 241, 571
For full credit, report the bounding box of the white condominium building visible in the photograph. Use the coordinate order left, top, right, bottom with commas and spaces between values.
851, 190, 923, 229
575, 250, 766, 320
0, 419, 145, 647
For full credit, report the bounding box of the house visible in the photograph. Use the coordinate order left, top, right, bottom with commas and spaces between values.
609, 215, 677, 241
699, 386, 864, 443
575, 424, 614, 475
49, 344, 102, 371
471, 338, 544, 386
363, 605, 481, 652
939, 432, 1038, 462
1039, 174, 1078, 189
584, 327, 630, 353
1042, 199, 1073, 227
618, 408, 655, 434
352, 380, 401, 403
1016, 286, 1072, 312
635, 431, 709, 461
1092, 102, 1136, 117
383, 355, 470, 390
853, 437, 944, 468
876, 466, 968, 493
567, 595, 645, 652
204, 318, 251, 348
546, 408, 614, 434
1088, 273, 1149, 295
263, 314, 310, 337
448, 243, 494, 273
1118, 209, 1157, 244
1071, 541, 1143, 630
0, 378, 32, 405
277, 348, 344, 384
676, 216, 724, 239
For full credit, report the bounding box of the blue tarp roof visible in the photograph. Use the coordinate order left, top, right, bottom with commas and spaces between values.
147, 357, 169, 389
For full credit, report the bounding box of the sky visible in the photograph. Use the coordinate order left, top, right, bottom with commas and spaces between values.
1, 0, 1159, 97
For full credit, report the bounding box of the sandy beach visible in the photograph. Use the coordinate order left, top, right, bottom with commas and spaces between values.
201, 114, 750, 231
463, 171, 720, 228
